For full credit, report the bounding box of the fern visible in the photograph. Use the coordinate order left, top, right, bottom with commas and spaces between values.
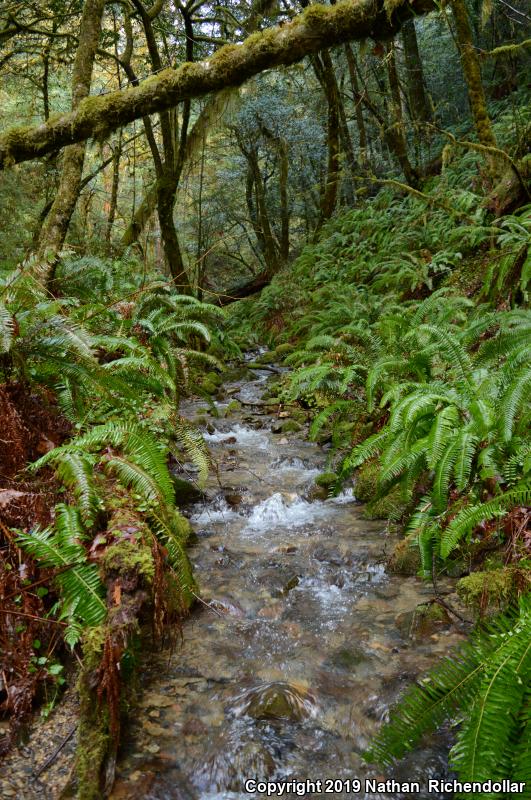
440, 486, 531, 558
17, 505, 106, 636
367, 598, 531, 785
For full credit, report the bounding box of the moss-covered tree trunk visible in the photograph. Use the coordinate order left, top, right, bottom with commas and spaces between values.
313, 51, 341, 226
104, 135, 121, 251
450, 0, 499, 174
35, 0, 105, 285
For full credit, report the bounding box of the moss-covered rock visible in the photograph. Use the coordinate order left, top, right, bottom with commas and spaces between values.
201, 379, 218, 395
396, 602, 452, 640
387, 536, 422, 576
226, 399, 242, 415
172, 476, 204, 506
315, 472, 338, 490
285, 407, 307, 424
274, 343, 295, 359
353, 460, 379, 503
457, 567, 531, 615
205, 370, 223, 386
363, 486, 406, 521
280, 419, 303, 434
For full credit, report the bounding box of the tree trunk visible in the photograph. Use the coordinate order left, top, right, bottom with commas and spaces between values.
401, 19, 431, 124
385, 41, 420, 188
104, 135, 121, 250
278, 139, 290, 261
35, 0, 106, 285
450, 0, 498, 173
157, 177, 191, 291
313, 52, 341, 226
344, 43, 368, 167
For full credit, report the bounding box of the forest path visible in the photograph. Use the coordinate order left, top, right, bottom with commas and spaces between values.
109, 362, 464, 800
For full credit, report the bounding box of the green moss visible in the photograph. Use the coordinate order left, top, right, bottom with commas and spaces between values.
226, 399, 242, 414
315, 472, 337, 489
205, 370, 223, 386
280, 419, 303, 433
172, 476, 203, 506
102, 541, 155, 583
201, 379, 218, 395
457, 567, 531, 614
256, 351, 277, 364
363, 486, 406, 521
274, 343, 295, 358
353, 460, 380, 503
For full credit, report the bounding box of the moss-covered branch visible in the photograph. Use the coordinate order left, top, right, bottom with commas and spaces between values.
0, 0, 435, 169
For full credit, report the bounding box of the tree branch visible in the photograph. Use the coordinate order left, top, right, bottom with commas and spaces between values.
0, 0, 436, 170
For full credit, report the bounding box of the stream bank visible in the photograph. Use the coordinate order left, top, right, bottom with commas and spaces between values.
0, 363, 466, 800
109, 364, 466, 799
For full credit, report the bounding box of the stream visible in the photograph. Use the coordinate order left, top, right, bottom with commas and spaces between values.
109, 364, 465, 800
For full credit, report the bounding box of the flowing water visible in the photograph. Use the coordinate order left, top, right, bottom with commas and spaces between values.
110, 366, 465, 800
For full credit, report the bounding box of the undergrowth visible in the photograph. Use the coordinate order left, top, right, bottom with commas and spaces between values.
229, 134, 531, 787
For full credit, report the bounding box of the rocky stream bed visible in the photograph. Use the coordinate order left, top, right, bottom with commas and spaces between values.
0, 364, 467, 800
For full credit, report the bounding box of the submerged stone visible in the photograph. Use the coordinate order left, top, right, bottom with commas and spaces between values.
236, 681, 315, 721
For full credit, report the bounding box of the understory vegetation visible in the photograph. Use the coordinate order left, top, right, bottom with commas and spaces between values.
229, 111, 531, 785
0, 0, 529, 795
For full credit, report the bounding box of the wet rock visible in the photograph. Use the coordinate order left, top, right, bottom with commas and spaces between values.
143, 721, 168, 738
182, 718, 208, 737
305, 485, 328, 502
208, 597, 246, 618
172, 477, 204, 505
236, 681, 315, 721
374, 583, 400, 600
195, 739, 275, 792
328, 645, 368, 672
387, 536, 421, 576
257, 602, 283, 620
271, 419, 303, 434
282, 574, 300, 594
224, 492, 242, 507
311, 545, 345, 566
395, 602, 452, 640
140, 692, 176, 709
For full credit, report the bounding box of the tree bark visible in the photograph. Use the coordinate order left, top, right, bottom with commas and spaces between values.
104, 135, 121, 250
385, 41, 420, 188
312, 52, 341, 225
0, 0, 437, 169
35, 0, 106, 282
344, 43, 368, 167
450, 0, 498, 171
401, 19, 431, 124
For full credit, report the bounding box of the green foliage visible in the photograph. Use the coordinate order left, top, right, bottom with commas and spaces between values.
17, 505, 106, 645
367, 598, 531, 791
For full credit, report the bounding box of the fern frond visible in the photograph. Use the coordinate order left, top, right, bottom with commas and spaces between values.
440, 487, 531, 558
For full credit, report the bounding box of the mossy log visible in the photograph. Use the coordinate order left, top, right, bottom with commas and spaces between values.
0, 0, 435, 169
72, 503, 194, 799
